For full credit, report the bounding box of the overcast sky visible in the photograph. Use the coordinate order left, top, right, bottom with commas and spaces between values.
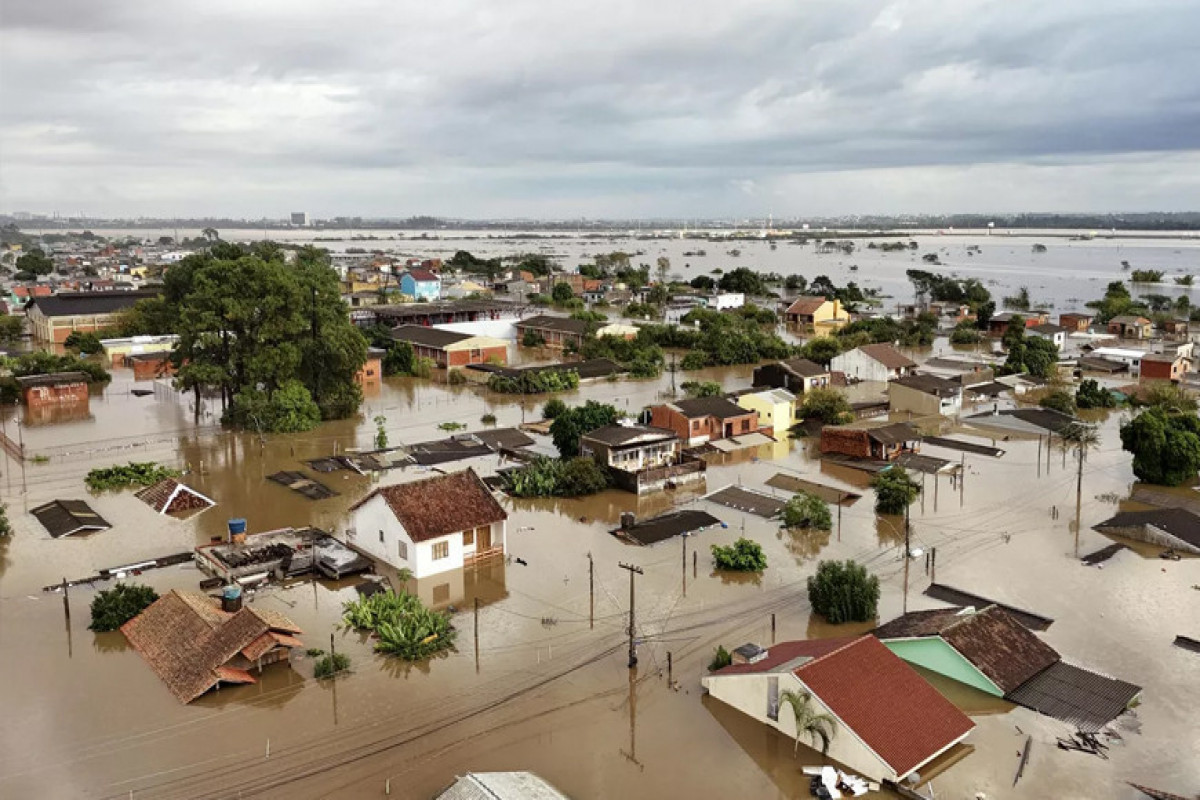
3, 0, 1199, 219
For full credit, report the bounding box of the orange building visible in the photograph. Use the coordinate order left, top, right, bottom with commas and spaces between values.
16, 372, 90, 409
389, 325, 509, 369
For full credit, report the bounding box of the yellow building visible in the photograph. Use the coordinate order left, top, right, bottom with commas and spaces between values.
783, 296, 849, 332
100, 334, 179, 367
736, 388, 796, 435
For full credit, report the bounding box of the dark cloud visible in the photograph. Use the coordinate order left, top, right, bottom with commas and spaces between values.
2, 0, 1199, 217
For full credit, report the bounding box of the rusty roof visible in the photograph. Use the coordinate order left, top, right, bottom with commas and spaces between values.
351, 468, 507, 543
872, 607, 969, 639
713, 637, 857, 676
794, 636, 975, 778
134, 478, 215, 515
122, 591, 303, 703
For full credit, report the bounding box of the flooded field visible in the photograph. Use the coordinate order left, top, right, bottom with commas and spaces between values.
0, 357, 1198, 798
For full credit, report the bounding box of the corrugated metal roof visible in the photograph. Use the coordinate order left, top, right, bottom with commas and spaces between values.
1005, 661, 1142, 732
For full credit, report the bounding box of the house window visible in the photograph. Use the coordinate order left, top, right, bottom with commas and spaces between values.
741, 419, 750, 433
379, 530, 385, 543
767, 676, 780, 720
463, 528, 475, 546
397, 541, 408, 560
432, 541, 450, 560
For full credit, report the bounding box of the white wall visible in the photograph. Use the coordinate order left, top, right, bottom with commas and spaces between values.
831, 349, 888, 382
702, 671, 893, 782
435, 320, 520, 341
351, 495, 505, 579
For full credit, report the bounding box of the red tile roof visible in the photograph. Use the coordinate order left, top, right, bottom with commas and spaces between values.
351, 468, 507, 543
786, 296, 830, 316
406, 269, 439, 283
794, 636, 974, 778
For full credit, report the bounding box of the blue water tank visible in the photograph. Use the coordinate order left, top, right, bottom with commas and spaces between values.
228, 518, 247, 536
223, 584, 242, 601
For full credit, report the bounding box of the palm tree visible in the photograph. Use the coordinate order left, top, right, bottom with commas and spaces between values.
1061, 422, 1101, 556
202, 227, 219, 243
780, 688, 837, 757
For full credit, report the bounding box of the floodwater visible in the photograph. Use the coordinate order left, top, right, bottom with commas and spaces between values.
74, 225, 1200, 315
0, 359, 1198, 798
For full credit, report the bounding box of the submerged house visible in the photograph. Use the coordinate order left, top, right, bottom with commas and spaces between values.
702, 635, 974, 785
873, 605, 1142, 731
122, 589, 304, 704
887, 374, 963, 418
783, 296, 849, 331
819, 422, 919, 461
1094, 508, 1200, 556
830, 344, 916, 383
736, 388, 796, 434
349, 468, 507, 578
580, 423, 704, 494
752, 357, 831, 395
650, 397, 759, 446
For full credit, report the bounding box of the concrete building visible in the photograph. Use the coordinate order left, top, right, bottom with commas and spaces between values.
819, 421, 919, 461
16, 372, 90, 410
987, 311, 1048, 338
830, 344, 917, 383
752, 358, 830, 395
783, 296, 849, 331
389, 325, 508, 369
888, 374, 963, 417
400, 269, 442, 301
26, 290, 158, 343
100, 334, 178, 367
1107, 315, 1154, 340
736, 388, 796, 434
1028, 323, 1068, 349
355, 347, 386, 388
1089, 347, 1148, 377
514, 315, 591, 350
1094, 508, 1200, 556
1059, 312, 1095, 332
702, 635, 974, 785
349, 469, 507, 579
580, 423, 705, 494
290, 212, 309, 226
1139, 351, 1189, 383
699, 292, 744, 311
651, 397, 759, 446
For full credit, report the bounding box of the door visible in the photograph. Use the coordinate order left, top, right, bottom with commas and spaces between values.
476, 525, 492, 550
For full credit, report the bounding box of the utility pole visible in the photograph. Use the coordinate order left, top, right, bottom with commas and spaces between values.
588, 552, 594, 630
618, 562, 643, 668
959, 454, 965, 507
903, 501, 911, 614
1037, 434, 1042, 478
670, 352, 677, 397
681, 534, 688, 597
474, 598, 480, 673
836, 493, 842, 541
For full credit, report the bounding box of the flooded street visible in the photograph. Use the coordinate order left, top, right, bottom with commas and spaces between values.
0, 351, 1198, 799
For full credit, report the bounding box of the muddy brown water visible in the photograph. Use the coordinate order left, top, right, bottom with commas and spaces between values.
0, 364, 1197, 799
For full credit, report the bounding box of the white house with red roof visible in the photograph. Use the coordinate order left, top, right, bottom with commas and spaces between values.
701, 635, 974, 785
349, 469, 507, 579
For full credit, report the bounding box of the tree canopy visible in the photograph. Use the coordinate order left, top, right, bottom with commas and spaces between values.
872, 467, 921, 514
549, 401, 621, 457
807, 560, 880, 624
1119, 406, 1200, 486
782, 492, 832, 530
166, 245, 366, 431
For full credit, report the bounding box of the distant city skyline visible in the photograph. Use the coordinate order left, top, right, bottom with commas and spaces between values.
3, 1, 1200, 218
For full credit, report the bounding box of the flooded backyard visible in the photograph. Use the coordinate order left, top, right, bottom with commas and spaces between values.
1, 311, 1198, 794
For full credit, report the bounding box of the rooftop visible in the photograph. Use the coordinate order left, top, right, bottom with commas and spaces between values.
938, 605, 1061, 693
785, 295, 831, 315
777, 357, 829, 377
889, 374, 962, 397
14, 371, 91, 388
515, 314, 591, 335
613, 509, 722, 546
30, 499, 111, 538
1095, 508, 1200, 549
670, 396, 752, 420
1031, 323, 1069, 335
857, 343, 918, 371
390, 324, 474, 348
436, 772, 570, 800
28, 289, 159, 318
582, 423, 678, 447
351, 468, 507, 543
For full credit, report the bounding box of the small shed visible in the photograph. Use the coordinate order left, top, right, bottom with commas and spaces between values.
15, 372, 90, 409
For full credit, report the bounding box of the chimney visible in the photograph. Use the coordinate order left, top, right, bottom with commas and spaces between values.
221, 584, 243, 613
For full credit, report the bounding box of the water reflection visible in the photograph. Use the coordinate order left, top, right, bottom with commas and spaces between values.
777, 525, 831, 564
875, 514, 906, 547
711, 570, 763, 587
191, 662, 306, 710
91, 631, 129, 654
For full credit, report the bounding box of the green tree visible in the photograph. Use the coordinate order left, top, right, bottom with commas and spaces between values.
0, 503, 13, 538
64, 331, 103, 354
549, 401, 621, 457
16, 248, 53, 276
551, 282, 574, 304
800, 337, 841, 366
374, 415, 388, 450
708, 645, 733, 672
872, 467, 920, 514
680, 380, 722, 398
1076, 379, 1117, 409
798, 387, 852, 425
1040, 389, 1077, 415
1141, 381, 1198, 413
1119, 406, 1200, 485
232, 379, 322, 433
0, 316, 24, 342
782, 492, 832, 530
806, 560, 880, 624
779, 689, 837, 756
711, 537, 767, 572
542, 397, 567, 419
89, 583, 159, 632
115, 297, 176, 337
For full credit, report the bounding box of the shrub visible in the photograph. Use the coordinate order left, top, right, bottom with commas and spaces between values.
542, 397, 567, 419
89, 583, 159, 632
411, 357, 435, 379
64, 331, 104, 354
711, 537, 767, 572
0, 504, 10, 538
502, 456, 612, 498
872, 467, 920, 514
1039, 389, 1077, 415
342, 590, 457, 661
708, 645, 732, 672
680, 351, 709, 370
86, 461, 181, 492
807, 560, 880, 624
949, 323, 982, 344
782, 492, 832, 530
480, 412, 497, 425
798, 387, 852, 426
313, 652, 351, 679
681, 380, 722, 398
522, 329, 546, 348
447, 369, 466, 386
228, 379, 322, 433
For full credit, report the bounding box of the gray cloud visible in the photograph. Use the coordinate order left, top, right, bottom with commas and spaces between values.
2, 0, 1199, 217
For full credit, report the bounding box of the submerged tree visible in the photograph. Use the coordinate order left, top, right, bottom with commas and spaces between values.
807, 560, 880, 624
